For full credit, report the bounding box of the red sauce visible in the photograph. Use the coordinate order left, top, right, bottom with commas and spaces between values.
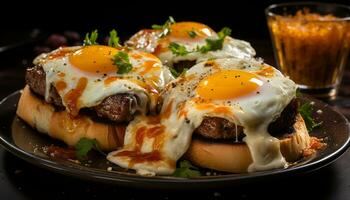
117, 150, 162, 166
131, 53, 142, 59
58, 72, 66, 77
256, 66, 275, 77
63, 77, 88, 116
46, 145, 76, 160
117, 124, 165, 167
153, 43, 167, 56
55, 80, 67, 92
213, 106, 232, 115
115, 101, 175, 167
135, 127, 147, 151
140, 60, 159, 75
161, 100, 173, 119
104, 76, 118, 85
48, 48, 72, 60
303, 137, 326, 157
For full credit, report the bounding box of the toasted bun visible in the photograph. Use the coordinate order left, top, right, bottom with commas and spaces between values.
185, 114, 310, 173
16, 85, 125, 151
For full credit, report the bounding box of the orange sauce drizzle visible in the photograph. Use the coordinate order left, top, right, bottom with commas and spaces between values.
55, 80, 67, 92
63, 77, 88, 116
104, 76, 118, 85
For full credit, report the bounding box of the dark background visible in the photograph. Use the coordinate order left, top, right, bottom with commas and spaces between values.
1, 0, 349, 42
0, 1, 350, 199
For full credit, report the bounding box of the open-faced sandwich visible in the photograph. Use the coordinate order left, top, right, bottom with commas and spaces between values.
17, 42, 173, 151
16, 18, 324, 177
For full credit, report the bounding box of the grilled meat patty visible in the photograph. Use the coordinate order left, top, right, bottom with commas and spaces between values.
25, 66, 138, 123
194, 99, 298, 140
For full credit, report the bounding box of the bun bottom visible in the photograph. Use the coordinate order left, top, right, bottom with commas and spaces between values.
185, 114, 310, 173
16, 85, 125, 151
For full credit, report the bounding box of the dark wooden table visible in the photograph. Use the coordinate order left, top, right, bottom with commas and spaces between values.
0, 35, 349, 200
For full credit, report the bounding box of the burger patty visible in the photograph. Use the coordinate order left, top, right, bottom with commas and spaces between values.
194, 99, 298, 140
25, 66, 137, 122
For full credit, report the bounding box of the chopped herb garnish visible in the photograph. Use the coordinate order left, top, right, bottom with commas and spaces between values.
83, 30, 98, 46
217, 27, 232, 39
173, 160, 201, 178
108, 29, 120, 47
169, 27, 232, 56
169, 67, 180, 77
198, 27, 231, 53
169, 42, 190, 56
296, 88, 302, 97
151, 16, 176, 37
151, 24, 163, 30
113, 51, 133, 74
188, 30, 197, 38
169, 67, 188, 78
75, 138, 105, 160
298, 102, 322, 132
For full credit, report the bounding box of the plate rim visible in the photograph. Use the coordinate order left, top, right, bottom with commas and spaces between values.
0, 90, 349, 187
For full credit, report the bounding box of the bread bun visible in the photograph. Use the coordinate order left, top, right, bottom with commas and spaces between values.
185, 114, 310, 173
16, 85, 125, 151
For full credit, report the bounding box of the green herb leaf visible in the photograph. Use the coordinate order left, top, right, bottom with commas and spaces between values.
198, 27, 232, 53
217, 27, 232, 39
296, 88, 302, 97
173, 160, 201, 178
114, 51, 133, 74
298, 102, 322, 132
151, 24, 163, 30
169, 67, 188, 78
83, 30, 98, 46
169, 67, 180, 77
75, 138, 104, 160
108, 29, 120, 47
152, 16, 176, 37
188, 30, 197, 38
169, 42, 190, 56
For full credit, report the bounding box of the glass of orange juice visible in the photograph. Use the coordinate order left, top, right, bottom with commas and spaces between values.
266, 2, 350, 99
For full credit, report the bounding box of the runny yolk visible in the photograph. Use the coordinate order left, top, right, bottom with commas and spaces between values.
69, 45, 119, 74
169, 22, 215, 39
196, 70, 263, 100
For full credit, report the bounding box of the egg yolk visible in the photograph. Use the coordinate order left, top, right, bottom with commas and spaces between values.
169, 22, 215, 39
69, 45, 119, 74
196, 70, 263, 100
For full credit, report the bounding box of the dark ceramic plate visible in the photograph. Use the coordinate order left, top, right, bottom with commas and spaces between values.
0, 91, 349, 189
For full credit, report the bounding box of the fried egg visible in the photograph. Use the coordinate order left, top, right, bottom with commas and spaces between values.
126, 22, 256, 67
107, 58, 297, 175
33, 45, 173, 116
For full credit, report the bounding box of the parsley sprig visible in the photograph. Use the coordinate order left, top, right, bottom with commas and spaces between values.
169, 42, 191, 56
169, 67, 188, 78
198, 27, 231, 53
188, 30, 197, 38
168, 27, 232, 56
83, 30, 99, 46
152, 16, 176, 37
173, 160, 201, 178
298, 102, 322, 132
113, 51, 133, 74
83, 29, 120, 47
108, 29, 120, 47
75, 138, 105, 160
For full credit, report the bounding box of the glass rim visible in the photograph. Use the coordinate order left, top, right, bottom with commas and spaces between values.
265, 1, 350, 22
